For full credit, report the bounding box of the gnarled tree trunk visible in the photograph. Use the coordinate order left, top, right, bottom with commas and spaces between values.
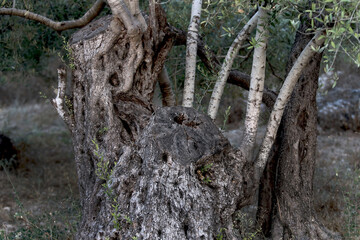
66, 12, 255, 239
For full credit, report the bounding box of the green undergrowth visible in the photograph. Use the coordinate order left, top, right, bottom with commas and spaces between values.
343, 168, 360, 239
0, 165, 80, 240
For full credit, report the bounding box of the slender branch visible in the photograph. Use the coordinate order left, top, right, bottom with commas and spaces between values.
242, 7, 269, 158
207, 11, 259, 119
169, 25, 276, 108
182, 0, 203, 107
255, 30, 325, 178
238, 46, 254, 66
158, 67, 176, 107
267, 57, 284, 82
0, 0, 106, 32
52, 68, 74, 131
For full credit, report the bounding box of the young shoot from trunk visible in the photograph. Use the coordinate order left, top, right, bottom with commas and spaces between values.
207, 11, 259, 120
241, 7, 268, 159
255, 31, 325, 178
183, 0, 203, 107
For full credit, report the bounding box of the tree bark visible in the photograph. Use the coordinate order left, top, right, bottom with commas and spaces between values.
64, 12, 256, 239
255, 31, 324, 176
183, 0, 203, 107
242, 8, 268, 159
0, 1, 347, 239
158, 67, 176, 107
256, 21, 342, 239
66, 10, 173, 238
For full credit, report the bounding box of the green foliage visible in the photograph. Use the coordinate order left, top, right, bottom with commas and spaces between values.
98, 127, 109, 135
198, 163, 213, 184
92, 139, 133, 232
216, 227, 226, 240
163, 0, 296, 101
58, 36, 75, 70
214, 0, 359, 89
194, 64, 217, 112
110, 203, 133, 231
265, 0, 360, 71
0, 0, 109, 73
201, 163, 213, 173
1, 0, 358, 99
0, 213, 73, 240
233, 211, 261, 239
221, 106, 231, 130
303, 0, 360, 70
92, 139, 111, 182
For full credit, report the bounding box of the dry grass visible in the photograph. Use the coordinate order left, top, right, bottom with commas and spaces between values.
314, 131, 360, 239
0, 103, 79, 239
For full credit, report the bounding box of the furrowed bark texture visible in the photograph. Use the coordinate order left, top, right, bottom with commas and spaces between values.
99, 107, 255, 239
67, 9, 174, 238
256, 22, 342, 239
65, 11, 256, 239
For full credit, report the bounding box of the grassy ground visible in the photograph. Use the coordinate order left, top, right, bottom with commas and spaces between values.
315, 131, 360, 239
0, 104, 79, 240
0, 103, 359, 239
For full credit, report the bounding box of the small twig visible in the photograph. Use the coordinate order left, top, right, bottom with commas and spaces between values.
238, 46, 254, 67
267, 57, 284, 82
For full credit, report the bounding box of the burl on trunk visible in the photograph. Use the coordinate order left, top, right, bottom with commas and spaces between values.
64, 12, 254, 239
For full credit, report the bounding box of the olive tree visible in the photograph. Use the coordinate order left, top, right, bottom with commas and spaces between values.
0, 0, 358, 239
